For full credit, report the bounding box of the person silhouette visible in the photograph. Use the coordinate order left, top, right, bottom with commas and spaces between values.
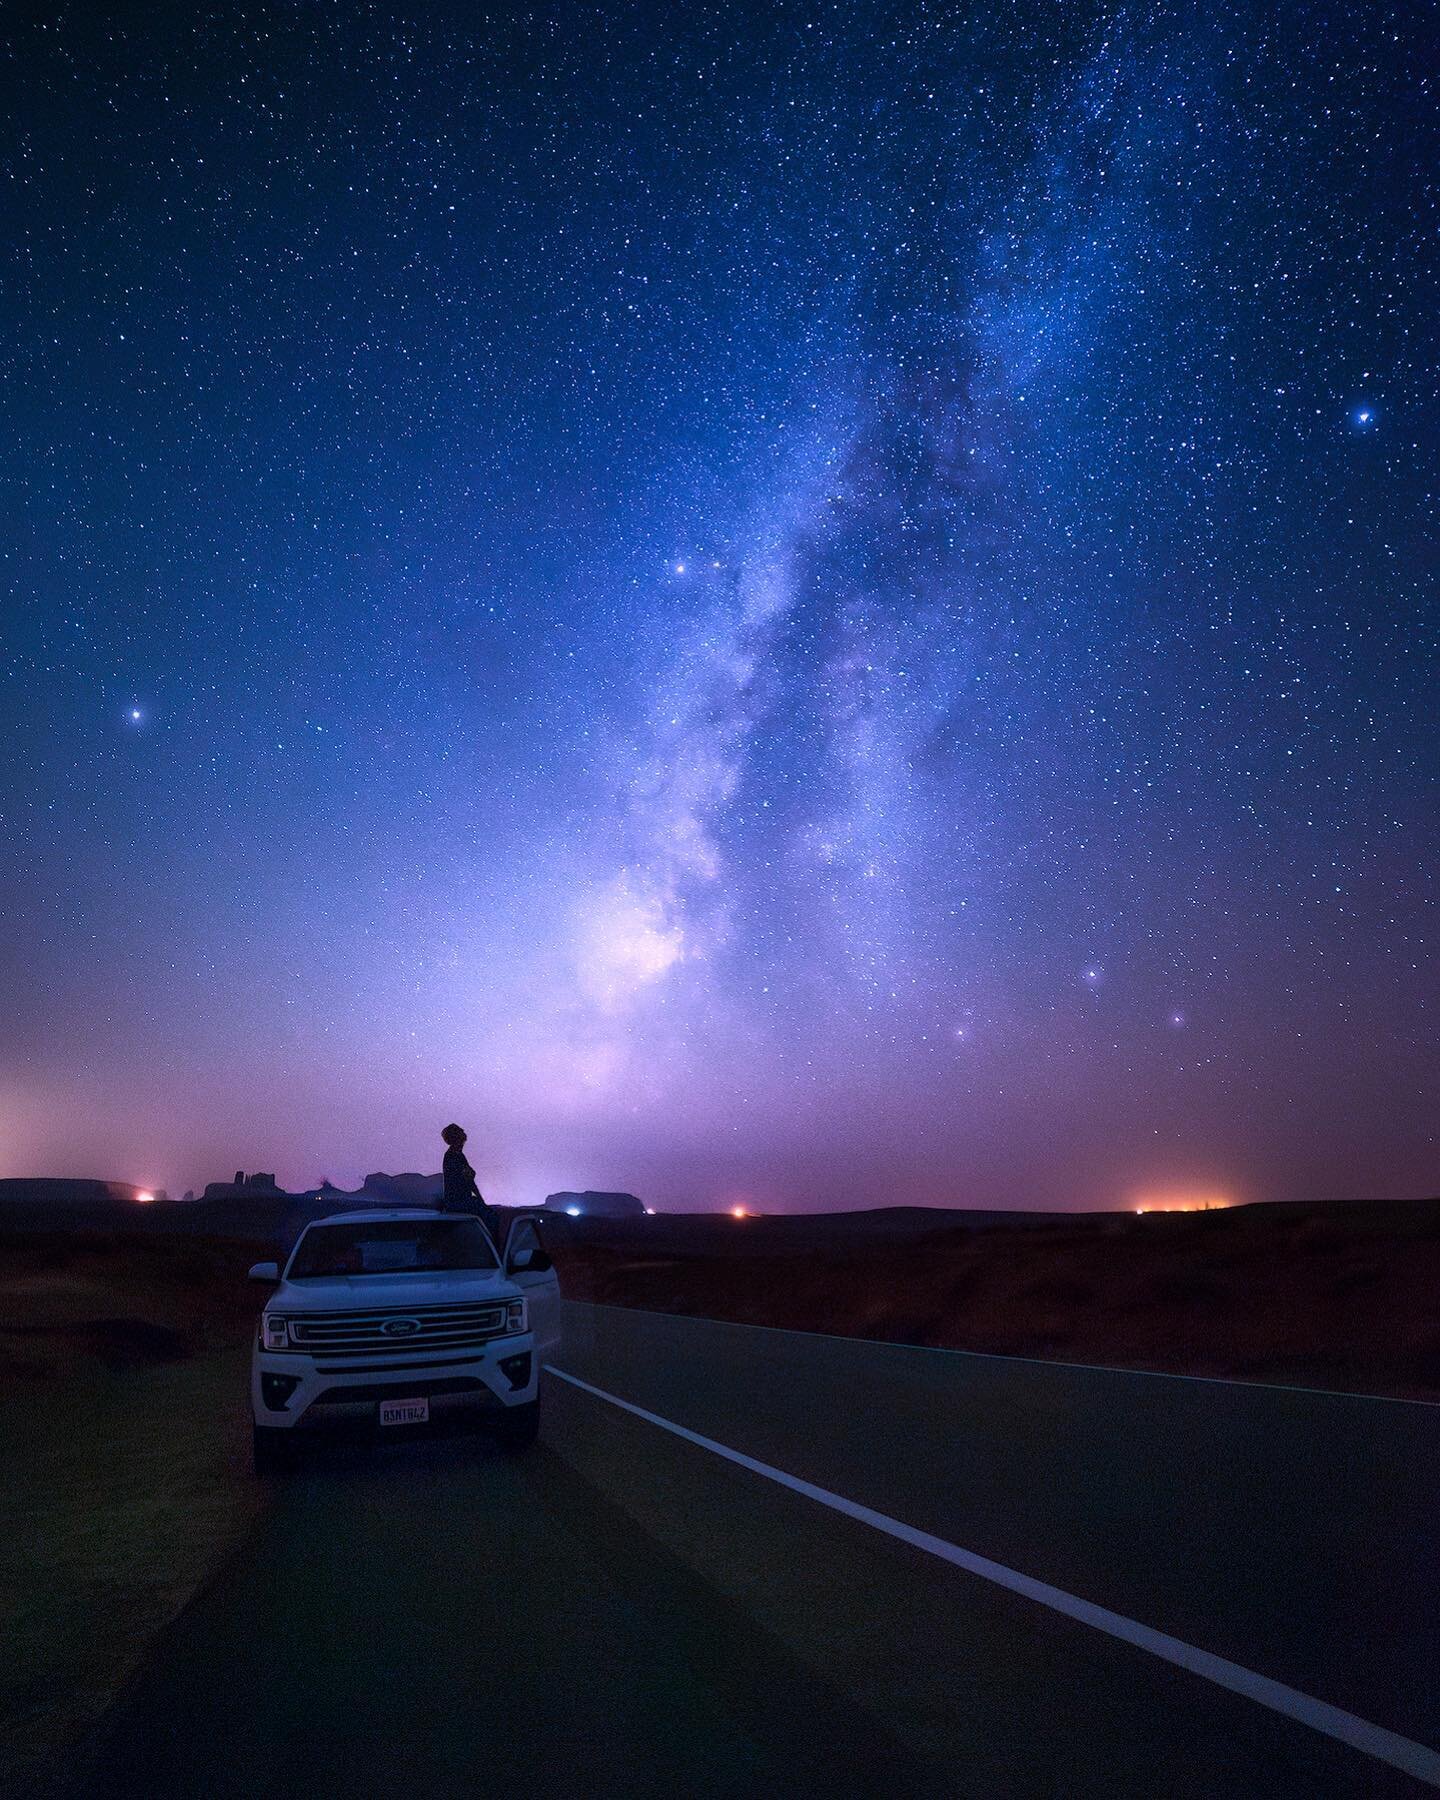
440, 1123, 495, 1237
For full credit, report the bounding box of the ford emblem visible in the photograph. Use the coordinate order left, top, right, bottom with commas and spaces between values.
381, 1317, 421, 1337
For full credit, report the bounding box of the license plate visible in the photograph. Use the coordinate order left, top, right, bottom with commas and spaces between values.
379, 1397, 429, 1427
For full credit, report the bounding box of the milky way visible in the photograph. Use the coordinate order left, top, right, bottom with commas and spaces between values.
2, 3, 1434, 1209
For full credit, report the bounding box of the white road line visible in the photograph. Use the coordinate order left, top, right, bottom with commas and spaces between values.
561, 1299, 1440, 1407
546, 1363, 1440, 1790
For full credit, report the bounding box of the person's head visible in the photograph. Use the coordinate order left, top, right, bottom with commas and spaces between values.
441, 1122, 467, 1150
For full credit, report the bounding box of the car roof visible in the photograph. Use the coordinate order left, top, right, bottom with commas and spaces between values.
305, 1207, 455, 1227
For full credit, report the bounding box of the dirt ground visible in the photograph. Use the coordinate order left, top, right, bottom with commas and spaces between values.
0, 1235, 267, 1798
0, 1231, 269, 1387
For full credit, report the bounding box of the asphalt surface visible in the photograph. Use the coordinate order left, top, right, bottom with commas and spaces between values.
82, 1302, 1440, 1798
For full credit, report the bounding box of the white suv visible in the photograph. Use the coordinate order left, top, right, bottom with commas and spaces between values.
248, 1208, 560, 1473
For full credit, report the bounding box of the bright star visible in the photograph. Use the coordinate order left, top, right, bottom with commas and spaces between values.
128, 707, 143, 723
1352, 404, 1376, 429
673, 561, 687, 575
1169, 1011, 1186, 1028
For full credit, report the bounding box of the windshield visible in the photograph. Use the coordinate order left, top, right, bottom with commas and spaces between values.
286, 1218, 498, 1279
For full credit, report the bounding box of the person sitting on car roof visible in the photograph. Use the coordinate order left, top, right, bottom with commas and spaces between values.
440, 1122, 498, 1239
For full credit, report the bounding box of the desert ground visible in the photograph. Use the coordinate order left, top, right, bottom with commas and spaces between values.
1, 1234, 267, 1796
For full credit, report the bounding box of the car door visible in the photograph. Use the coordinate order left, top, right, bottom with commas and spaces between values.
504, 1216, 562, 1360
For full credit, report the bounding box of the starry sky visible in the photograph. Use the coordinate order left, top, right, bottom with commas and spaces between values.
2, 1, 1435, 1210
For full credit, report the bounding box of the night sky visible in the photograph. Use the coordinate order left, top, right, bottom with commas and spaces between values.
2, 2, 1435, 1210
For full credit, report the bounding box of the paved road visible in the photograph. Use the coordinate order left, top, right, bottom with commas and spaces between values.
82, 1302, 1440, 1798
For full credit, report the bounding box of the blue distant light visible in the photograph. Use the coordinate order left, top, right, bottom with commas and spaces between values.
565, 1205, 581, 1217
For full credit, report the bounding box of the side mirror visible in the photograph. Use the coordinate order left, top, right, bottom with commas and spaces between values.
248, 1261, 280, 1284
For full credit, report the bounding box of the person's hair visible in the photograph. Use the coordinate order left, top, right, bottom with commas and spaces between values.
441, 1122, 466, 1147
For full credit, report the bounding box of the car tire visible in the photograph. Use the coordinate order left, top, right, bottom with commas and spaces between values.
253, 1424, 296, 1476
494, 1399, 540, 1450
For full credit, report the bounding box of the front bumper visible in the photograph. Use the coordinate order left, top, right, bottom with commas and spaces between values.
251, 1332, 537, 1431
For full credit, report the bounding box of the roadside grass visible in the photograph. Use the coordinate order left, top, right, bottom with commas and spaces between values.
1, 1253, 264, 1798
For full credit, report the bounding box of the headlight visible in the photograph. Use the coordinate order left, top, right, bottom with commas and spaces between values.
503, 1298, 528, 1335
261, 1314, 291, 1351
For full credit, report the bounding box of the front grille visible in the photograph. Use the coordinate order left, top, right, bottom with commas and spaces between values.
312, 1377, 489, 1405
288, 1302, 505, 1359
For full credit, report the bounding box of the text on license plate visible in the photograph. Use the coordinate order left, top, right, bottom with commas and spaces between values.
379, 1397, 429, 1426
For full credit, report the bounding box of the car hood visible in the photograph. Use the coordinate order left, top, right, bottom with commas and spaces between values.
271, 1269, 519, 1313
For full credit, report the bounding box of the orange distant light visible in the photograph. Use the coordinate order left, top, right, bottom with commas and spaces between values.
730, 1205, 749, 1219
1132, 1191, 1232, 1216
135, 1190, 156, 1204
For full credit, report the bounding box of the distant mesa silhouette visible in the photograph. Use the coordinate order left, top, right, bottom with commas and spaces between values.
359, 1171, 444, 1204
201, 1170, 282, 1201
545, 1190, 646, 1219
0, 1177, 152, 1209
0, 1171, 648, 1245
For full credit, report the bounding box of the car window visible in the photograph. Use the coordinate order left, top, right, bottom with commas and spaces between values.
287, 1219, 498, 1278
507, 1220, 552, 1272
